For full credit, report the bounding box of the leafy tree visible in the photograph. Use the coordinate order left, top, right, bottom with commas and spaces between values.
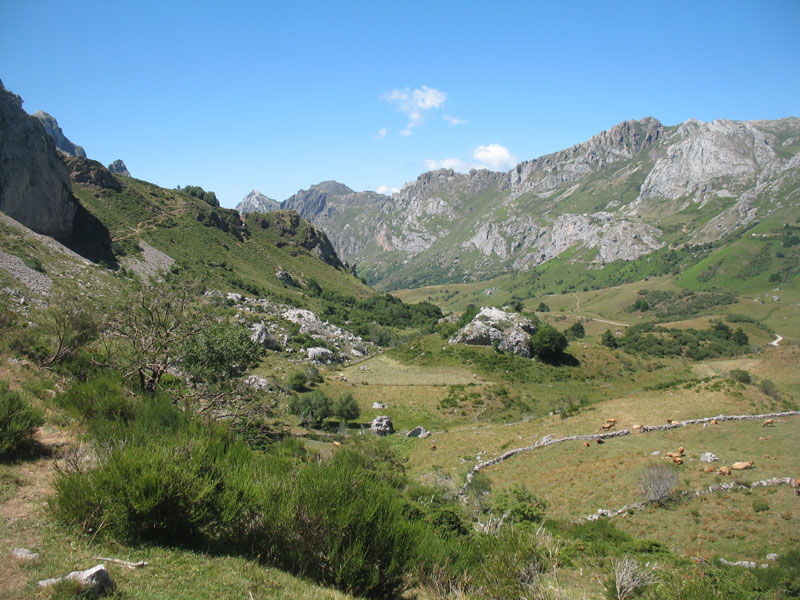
333, 392, 360, 424
289, 390, 332, 427
732, 327, 749, 346
510, 300, 524, 313
536, 302, 550, 312
568, 322, 585, 338
602, 329, 619, 349
529, 324, 568, 360
729, 369, 751, 384
178, 320, 261, 383
306, 278, 322, 297
711, 321, 732, 340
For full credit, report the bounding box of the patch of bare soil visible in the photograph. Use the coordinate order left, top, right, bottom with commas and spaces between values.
0, 427, 75, 599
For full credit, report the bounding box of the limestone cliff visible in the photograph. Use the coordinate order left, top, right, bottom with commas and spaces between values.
32, 110, 86, 157
0, 83, 77, 237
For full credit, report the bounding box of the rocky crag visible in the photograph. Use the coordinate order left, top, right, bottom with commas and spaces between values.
108, 159, 131, 177
0, 82, 77, 237
238, 190, 280, 214
32, 110, 86, 157
238, 117, 800, 290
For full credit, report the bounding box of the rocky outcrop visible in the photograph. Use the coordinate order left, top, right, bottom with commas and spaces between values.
0, 83, 77, 237
32, 110, 86, 157
449, 307, 537, 358
236, 189, 280, 214
64, 156, 122, 191
38, 564, 114, 594
107, 159, 130, 177
250, 323, 281, 350
370, 415, 394, 435
281, 307, 368, 358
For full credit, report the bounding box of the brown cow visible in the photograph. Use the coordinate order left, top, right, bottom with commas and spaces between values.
762, 418, 774, 427
599, 422, 615, 431
792, 478, 800, 496
596, 438, 605, 445
731, 460, 755, 470
583, 442, 590, 448
718, 466, 732, 476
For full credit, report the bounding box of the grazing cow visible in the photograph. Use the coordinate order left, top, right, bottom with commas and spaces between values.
711, 419, 718, 425
430, 444, 437, 452
762, 418, 774, 427
759, 436, 767, 441
718, 466, 732, 476
703, 467, 716, 473
583, 441, 590, 448
596, 438, 605, 445
792, 478, 800, 496
672, 457, 683, 465
632, 424, 643, 433
599, 422, 615, 431
678, 447, 685, 455
731, 460, 755, 470
606, 418, 618, 424
332, 441, 342, 448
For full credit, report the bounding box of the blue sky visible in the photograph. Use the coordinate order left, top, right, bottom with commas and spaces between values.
2, 0, 798, 207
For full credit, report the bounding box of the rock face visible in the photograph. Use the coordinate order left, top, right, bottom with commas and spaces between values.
64, 156, 122, 191
370, 415, 394, 435
449, 307, 537, 358
267, 116, 799, 291
250, 323, 280, 350
31, 110, 86, 157
0, 83, 77, 237
107, 159, 131, 177
236, 189, 280, 214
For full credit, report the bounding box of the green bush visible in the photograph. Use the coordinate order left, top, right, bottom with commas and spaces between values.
729, 369, 752, 384
491, 484, 547, 525
56, 372, 135, 424
0, 381, 44, 458
288, 390, 332, 427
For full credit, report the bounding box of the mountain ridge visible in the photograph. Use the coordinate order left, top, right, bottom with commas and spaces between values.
236, 115, 800, 290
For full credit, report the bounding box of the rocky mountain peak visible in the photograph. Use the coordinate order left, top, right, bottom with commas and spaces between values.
310, 181, 354, 195
237, 190, 280, 214
107, 159, 131, 177
32, 110, 86, 158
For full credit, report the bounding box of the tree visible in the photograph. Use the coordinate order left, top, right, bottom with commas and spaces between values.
602, 329, 619, 349
536, 302, 550, 313
530, 324, 568, 360
567, 322, 585, 339
510, 300, 524, 313
732, 327, 749, 346
178, 320, 261, 383
333, 392, 360, 425
491, 484, 547, 525
102, 279, 201, 393
289, 390, 332, 428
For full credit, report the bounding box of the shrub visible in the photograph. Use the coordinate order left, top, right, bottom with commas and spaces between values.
56, 373, 135, 424
752, 499, 770, 513
568, 322, 585, 338
491, 484, 547, 525
0, 381, 44, 458
529, 324, 568, 361
759, 379, 780, 399
287, 371, 308, 391
729, 369, 752, 384
638, 463, 678, 505
606, 554, 658, 600
178, 321, 261, 383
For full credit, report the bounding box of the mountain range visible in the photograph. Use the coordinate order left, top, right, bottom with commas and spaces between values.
237, 116, 800, 290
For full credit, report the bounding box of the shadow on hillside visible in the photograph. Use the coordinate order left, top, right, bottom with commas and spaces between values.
540, 352, 580, 367
61, 200, 118, 267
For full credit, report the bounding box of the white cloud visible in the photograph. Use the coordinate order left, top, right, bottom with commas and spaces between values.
376, 185, 400, 195
444, 115, 467, 126
375, 127, 387, 140
423, 157, 470, 172
381, 85, 447, 136
424, 143, 518, 174
473, 144, 517, 171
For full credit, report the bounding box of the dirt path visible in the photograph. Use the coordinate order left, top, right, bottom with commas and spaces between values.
0, 428, 74, 599
770, 334, 783, 347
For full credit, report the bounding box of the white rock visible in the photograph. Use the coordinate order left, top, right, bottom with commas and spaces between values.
370, 415, 394, 435
700, 452, 719, 463
39, 564, 114, 594
12, 548, 39, 561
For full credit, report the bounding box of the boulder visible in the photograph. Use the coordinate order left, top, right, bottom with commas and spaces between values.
407, 425, 430, 438
250, 323, 280, 350
307, 347, 335, 363
12, 548, 39, 561
63, 156, 122, 191
39, 564, 114, 595
276, 270, 295, 286
449, 307, 537, 358
700, 452, 719, 463
370, 415, 394, 435
372, 402, 387, 409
